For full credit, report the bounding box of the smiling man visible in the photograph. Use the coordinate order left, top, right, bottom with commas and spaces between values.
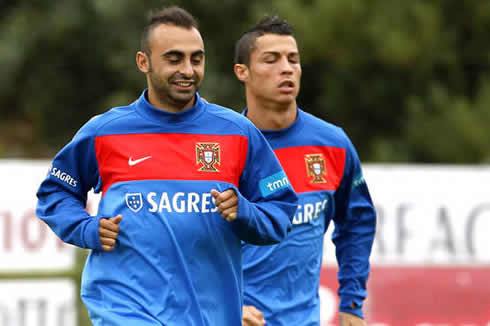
137, 15, 205, 112
234, 17, 377, 326
36, 7, 298, 326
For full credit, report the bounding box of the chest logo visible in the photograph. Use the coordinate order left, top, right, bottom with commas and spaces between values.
128, 156, 152, 166
305, 153, 327, 183
126, 193, 143, 212
196, 143, 220, 172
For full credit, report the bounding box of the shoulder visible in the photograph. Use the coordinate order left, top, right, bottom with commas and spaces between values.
202, 101, 259, 136
299, 109, 352, 148
75, 103, 136, 138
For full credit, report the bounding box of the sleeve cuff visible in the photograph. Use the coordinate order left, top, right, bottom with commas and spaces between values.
339, 295, 364, 319
82, 215, 103, 250
217, 185, 251, 224
235, 189, 252, 224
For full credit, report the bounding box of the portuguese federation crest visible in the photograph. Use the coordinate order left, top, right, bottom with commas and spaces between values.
196, 143, 220, 172
305, 154, 327, 183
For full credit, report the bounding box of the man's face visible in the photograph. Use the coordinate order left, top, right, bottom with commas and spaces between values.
145, 24, 205, 110
244, 34, 301, 108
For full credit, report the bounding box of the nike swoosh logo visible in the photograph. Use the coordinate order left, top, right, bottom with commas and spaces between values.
128, 156, 152, 166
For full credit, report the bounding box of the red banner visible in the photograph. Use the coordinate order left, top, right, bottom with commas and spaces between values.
320, 266, 490, 326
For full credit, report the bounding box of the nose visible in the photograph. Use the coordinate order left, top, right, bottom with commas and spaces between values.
180, 59, 194, 77
279, 57, 293, 74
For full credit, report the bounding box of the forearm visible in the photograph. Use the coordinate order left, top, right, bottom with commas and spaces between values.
231, 190, 296, 245
334, 203, 376, 318
37, 190, 103, 250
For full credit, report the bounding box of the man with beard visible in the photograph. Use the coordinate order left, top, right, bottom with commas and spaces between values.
36, 7, 298, 326
233, 17, 376, 326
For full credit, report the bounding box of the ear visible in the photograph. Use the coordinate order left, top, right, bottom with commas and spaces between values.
136, 51, 150, 73
234, 64, 249, 83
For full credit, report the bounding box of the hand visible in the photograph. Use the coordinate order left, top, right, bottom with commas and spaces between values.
339, 312, 367, 326
99, 215, 122, 251
211, 189, 238, 222
242, 305, 266, 326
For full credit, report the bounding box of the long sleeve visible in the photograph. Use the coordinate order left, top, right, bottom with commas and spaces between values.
332, 130, 376, 318
36, 121, 103, 250
232, 123, 298, 245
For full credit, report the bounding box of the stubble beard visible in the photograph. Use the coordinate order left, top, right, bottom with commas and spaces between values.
148, 64, 200, 110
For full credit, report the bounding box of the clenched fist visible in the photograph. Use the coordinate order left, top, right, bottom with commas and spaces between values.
211, 189, 238, 222
99, 215, 122, 251
242, 305, 265, 326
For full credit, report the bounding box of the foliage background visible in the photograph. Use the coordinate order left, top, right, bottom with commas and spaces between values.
1, 0, 489, 163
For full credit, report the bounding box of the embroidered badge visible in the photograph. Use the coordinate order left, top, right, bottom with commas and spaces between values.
305, 154, 327, 183
196, 143, 220, 172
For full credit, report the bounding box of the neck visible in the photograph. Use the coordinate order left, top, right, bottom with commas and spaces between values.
147, 86, 194, 113
245, 95, 297, 130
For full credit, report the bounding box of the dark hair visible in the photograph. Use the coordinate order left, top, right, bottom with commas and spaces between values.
234, 16, 294, 65
140, 6, 199, 54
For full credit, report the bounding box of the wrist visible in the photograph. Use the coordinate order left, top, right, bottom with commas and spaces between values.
339, 295, 364, 319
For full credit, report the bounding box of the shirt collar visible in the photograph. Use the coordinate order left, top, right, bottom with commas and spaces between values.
242, 107, 303, 138
135, 89, 205, 124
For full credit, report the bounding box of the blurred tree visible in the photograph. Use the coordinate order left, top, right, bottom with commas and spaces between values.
0, 0, 260, 157
0, 1, 129, 156
0, 0, 489, 163
252, 0, 490, 163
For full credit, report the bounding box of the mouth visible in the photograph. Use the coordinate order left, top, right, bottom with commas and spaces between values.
278, 80, 295, 93
172, 80, 195, 91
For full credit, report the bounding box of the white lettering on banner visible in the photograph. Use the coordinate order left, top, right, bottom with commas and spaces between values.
0, 280, 76, 326
146, 192, 218, 213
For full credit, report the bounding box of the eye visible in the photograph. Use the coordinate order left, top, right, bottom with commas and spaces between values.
191, 57, 203, 65
164, 53, 183, 64
167, 57, 180, 64
264, 57, 277, 64
289, 54, 300, 64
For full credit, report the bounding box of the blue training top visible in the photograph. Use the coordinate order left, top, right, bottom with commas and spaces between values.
36, 90, 298, 326
242, 108, 376, 325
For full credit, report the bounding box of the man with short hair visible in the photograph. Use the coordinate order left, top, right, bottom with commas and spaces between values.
36, 7, 298, 326
234, 16, 376, 326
